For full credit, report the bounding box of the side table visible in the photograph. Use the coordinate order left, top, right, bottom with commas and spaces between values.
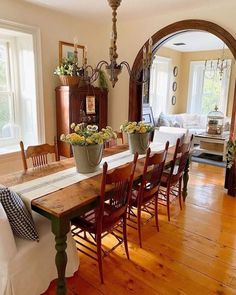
193, 132, 229, 160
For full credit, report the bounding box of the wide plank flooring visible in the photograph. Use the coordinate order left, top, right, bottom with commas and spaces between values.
43, 162, 236, 295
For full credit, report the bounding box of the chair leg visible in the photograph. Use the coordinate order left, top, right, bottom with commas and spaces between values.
127, 205, 131, 220
154, 195, 159, 232
96, 233, 104, 284
137, 207, 142, 248
179, 179, 182, 210
123, 215, 130, 260
167, 188, 171, 222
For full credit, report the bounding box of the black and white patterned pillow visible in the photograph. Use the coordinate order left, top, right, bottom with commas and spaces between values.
0, 188, 39, 241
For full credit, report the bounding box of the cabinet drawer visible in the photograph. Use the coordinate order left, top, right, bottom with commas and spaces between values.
200, 141, 223, 152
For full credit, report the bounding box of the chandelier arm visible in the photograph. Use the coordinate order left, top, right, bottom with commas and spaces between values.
82, 61, 110, 83
96, 60, 110, 69
119, 61, 131, 75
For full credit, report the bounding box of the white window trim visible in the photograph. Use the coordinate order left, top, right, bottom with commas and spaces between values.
187, 60, 231, 115
0, 18, 45, 148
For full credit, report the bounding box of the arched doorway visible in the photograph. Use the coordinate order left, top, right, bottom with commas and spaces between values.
129, 19, 236, 137
129, 19, 236, 195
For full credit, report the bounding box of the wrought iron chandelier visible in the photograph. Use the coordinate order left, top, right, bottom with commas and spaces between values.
204, 44, 231, 80
74, 0, 153, 87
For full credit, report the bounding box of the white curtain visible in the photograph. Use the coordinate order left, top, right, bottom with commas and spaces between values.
149, 56, 171, 119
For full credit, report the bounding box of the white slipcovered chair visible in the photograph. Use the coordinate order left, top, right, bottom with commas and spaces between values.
153, 126, 188, 145
0, 203, 79, 295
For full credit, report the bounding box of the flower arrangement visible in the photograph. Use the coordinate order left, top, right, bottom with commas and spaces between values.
54, 57, 83, 77
226, 139, 236, 168
60, 123, 117, 146
120, 121, 154, 134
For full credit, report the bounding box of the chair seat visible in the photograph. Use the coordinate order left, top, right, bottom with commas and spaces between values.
160, 172, 169, 187
72, 202, 125, 234
131, 184, 159, 208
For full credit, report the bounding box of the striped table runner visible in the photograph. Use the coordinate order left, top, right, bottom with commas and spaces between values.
10, 143, 165, 210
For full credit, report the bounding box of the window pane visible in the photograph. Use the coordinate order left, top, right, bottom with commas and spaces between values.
187, 60, 231, 115
0, 93, 11, 138
0, 43, 8, 92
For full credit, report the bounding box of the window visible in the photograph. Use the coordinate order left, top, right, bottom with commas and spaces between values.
0, 21, 44, 154
187, 60, 231, 115
0, 40, 15, 144
149, 56, 171, 119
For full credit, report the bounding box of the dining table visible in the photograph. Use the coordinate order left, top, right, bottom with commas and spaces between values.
1, 143, 190, 295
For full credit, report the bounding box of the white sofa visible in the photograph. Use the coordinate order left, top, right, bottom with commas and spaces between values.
156, 112, 207, 136
156, 112, 231, 136
0, 203, 79, 295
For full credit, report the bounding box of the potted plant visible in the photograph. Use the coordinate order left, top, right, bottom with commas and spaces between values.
120, 121, 154, 154
60, 123, 116, 173
98, 70, 109, 90
54, 57, 83, 86
225, 138, 236, 196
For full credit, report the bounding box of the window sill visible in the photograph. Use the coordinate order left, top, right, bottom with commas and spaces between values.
0, 145, 20, 156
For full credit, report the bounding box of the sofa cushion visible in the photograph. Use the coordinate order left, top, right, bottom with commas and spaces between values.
0, 188, 39, 241
181, 114, 199, 129
157, 112, 184, 128
157, 112, 171, 127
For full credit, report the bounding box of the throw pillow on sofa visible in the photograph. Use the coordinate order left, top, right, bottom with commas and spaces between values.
157, 113, 184, 128
157, 112, 170, 127
0, 188, 39, 241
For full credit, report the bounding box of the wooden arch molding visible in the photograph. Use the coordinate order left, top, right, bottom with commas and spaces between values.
129, 19, 236, 139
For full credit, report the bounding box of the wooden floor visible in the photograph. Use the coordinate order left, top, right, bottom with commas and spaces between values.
44, 162, 236, 295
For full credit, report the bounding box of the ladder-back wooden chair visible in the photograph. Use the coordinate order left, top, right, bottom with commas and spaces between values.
128, 142, 169, 247
158, 136, 192, 221
20, 139, 59, 171
71, 153, 138, 283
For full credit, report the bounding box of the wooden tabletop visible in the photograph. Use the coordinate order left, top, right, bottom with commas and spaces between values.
1, 145, 174, 219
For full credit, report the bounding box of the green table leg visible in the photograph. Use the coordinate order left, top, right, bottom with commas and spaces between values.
182, 157, 190, 202
52, 217, 70, 295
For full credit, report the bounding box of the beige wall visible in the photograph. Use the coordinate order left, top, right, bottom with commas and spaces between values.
180, 49, 235, 116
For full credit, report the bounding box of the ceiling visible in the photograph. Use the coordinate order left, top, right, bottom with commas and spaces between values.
23, 0, 228, 52
163, 32, 226, 52
24, 0, 223, 23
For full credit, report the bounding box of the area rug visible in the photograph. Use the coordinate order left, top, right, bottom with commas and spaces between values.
191, 151, 226, 168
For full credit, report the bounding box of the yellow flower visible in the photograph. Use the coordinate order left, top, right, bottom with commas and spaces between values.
139, 126, 147, 133
86, 137, 93, 144
60, 123, 116, 146
120, 121, 154, 134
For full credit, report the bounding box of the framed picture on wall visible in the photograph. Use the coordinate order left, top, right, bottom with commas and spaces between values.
59, 41, 85, 67
86, 96, 96, 114
142, 104, 155, 125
